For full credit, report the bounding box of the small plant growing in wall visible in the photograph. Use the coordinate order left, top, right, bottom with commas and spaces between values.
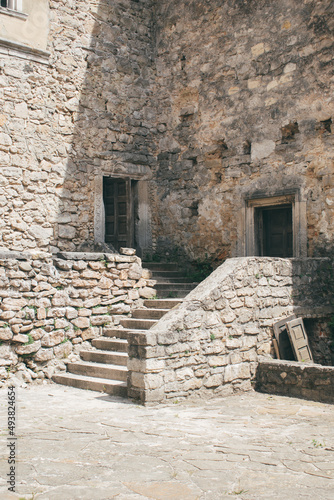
210, 333, 215, 341
24, 334, 34, 346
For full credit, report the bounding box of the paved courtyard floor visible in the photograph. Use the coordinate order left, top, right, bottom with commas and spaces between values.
0, 384, 333, 500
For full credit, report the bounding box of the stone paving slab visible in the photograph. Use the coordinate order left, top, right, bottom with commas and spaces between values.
0, 385, 333, 499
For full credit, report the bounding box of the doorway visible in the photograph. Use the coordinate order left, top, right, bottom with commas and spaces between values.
103, 177, 137, 251
256, 204, 293, 257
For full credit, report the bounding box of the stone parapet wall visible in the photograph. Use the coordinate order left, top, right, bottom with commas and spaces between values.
128, 257, 334, 404
256, 359, 334, 404
0, 250, 155, 385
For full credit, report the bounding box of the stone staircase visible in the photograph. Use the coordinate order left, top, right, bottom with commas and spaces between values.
53, 262, 197, 396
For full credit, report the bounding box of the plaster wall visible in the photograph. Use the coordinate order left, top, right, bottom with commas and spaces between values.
0, 0, 49, 52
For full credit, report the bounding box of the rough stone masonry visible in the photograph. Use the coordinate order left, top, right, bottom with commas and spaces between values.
0, 0, 333, 263
0, 249, 156, 385
0, 1, 333, 397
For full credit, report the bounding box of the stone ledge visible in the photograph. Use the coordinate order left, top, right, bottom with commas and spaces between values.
0, 251, 51, 260
256, 359, 334, 404
57, 252, 105, 261
0, 37, 49, 64
294, 306, 334, 318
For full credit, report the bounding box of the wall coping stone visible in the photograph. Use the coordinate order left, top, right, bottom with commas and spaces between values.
57, 252, 106, 261
257, 358, 325, 371
0, 251, 52, 260
256, 359, 334, 404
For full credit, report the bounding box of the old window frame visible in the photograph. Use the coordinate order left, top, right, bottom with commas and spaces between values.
0, 1, 26, 18
244, 191, 307, 258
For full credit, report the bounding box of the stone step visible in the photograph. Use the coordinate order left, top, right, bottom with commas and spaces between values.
119, 318, 157, 330
132, 308, 169, 320
150, 276, 194, 283
92, 338, 128, 352
102, 328, 149, 339
67, 361, 127, 381
80, 349, 128, 366
154, 283, 197, 299
143, 262, 180, 272
52, 373, 127, 397
154, 282, 197, 290
143, 299, 182, 309
156, 289, 195, 299
101, 328, 132, 340
150, 271, 186, 278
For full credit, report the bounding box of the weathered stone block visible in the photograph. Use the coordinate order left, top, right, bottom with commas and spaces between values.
41, 330, 65, 347
34, 348, 54, 362
16, 341, 41, 355
139, 287, 156, 299
204, 374, 223, 387
0, 328, 13, 341
224, 363, 251, 383
72, 317, 90, 329
54, 342, 72, 358
12, 334, 29, 344
90, 315, 111, 326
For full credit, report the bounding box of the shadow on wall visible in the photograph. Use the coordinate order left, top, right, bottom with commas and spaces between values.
51, 0, 156, 254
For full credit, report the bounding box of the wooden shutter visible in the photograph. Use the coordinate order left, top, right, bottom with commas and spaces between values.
286, 318, 313, 362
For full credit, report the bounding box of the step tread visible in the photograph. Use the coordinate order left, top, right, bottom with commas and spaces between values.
143, 262, 179, 267
134, 308, 170, 313
120, 319, 158, 327
80, 349, 128, 357
92, 338, 129, 351
95, 337, 128, 343
53, 373, 127, 388
68, 361, 127, 371
122, 318, 157, 322
144, 299, 182, 306
102, 329, 148, 336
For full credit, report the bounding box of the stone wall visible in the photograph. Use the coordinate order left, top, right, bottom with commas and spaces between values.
127, 257, 334, 404
151, 0, 334, 262
1, 1, 333, 264
0, 0, 156, 254
256, 359, 334, 404
0, 250, 156, 385
1, 0, 333, 263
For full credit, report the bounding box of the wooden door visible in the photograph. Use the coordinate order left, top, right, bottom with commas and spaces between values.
262, 205, 293, 257
273, 315, 296, 360
103, 178, 133, 251
286, 318, 313, 362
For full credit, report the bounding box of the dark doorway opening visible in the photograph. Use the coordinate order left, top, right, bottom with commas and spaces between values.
103, 177, 137, 251
255, 204, 293, 257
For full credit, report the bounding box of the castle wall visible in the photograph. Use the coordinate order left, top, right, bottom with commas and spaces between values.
151, 0, 334, 263
1, 0, 333, 263
0, 0, 156, 254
